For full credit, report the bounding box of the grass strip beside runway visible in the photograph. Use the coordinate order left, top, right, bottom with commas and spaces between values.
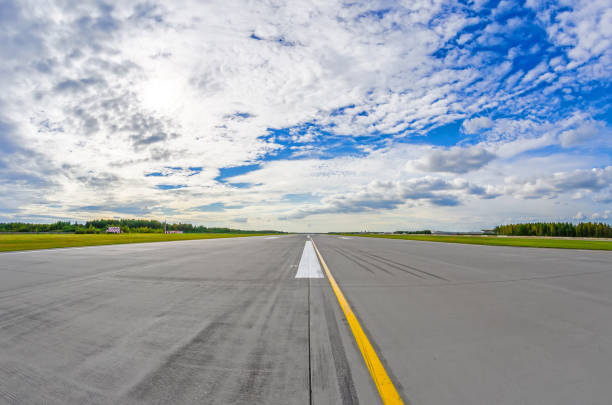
0, 233, 274, 252
342, 234, 612, 250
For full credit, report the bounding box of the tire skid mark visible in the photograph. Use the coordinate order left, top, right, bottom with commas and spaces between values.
228, 239, 309, 404
321, 282, 360, 405
312, 240, 405, 404
0, 254, 193, 301
126, 294, 259, 402
229, 264, 298, 402
112, 274, 297, 285
363, 253, 449, 281
333, 248, 376, 274
0, 359, 110, 404
340, 248, 425, 279
0, 289, 108, 331
125, 238, 308, 404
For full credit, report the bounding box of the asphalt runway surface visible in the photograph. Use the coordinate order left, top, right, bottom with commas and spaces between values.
1, 235, 612, 404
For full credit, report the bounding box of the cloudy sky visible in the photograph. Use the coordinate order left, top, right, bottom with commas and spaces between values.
1, 0, 611, 232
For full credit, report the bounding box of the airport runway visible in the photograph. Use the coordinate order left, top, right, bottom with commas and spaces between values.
1, 235, 612, 404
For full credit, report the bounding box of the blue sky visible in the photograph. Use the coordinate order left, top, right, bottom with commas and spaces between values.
0, 0, 610, 231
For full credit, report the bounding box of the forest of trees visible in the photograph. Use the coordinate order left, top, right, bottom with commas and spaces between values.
495, 222, 612, 238
0, 219, 284, 234
0, 221, 79, 233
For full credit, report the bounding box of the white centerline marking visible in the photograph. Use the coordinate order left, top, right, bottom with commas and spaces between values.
340, 237, 353, 240
295, 241, 324, 278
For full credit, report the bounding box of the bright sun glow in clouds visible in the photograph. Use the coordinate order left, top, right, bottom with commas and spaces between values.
0, 0, 611, 232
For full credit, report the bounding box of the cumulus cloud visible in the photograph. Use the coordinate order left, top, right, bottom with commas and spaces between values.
462, 117, 494, 134
559, 120, 610, 147
506, 166, 612, 199
0, 0, 610, 230
533, 0, 612, 75
285, 177, 501, 219
591, 210, 611, 220
471, 113, 612, 159
75, 172, 120, 189
416, 147, 496, 173
0, 117, 57, 215
75, 203, 154, 216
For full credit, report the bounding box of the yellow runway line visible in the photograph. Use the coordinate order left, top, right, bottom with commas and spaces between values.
311, 239, 404, 405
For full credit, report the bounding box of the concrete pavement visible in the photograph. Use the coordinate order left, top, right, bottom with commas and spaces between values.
2, 234, 612, 404
313, 235, 612, 405
1, 236, 329, 404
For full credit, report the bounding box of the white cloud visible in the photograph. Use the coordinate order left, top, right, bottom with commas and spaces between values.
283, 177, 501, 219
415, 147, 496, 173
462, 117, 494, 134
505, 166, 612, 199
559, 120, 609, 147
591, 210, 610, 220
539, 0, 612, 74
0, 0, 610, 231
574, 211, 586, 220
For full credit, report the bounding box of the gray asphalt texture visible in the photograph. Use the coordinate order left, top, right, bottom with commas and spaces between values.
1, 234, 611, 404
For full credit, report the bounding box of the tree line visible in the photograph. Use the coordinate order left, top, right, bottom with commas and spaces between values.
0, 221, 78, 233
0, 219, 285, 234
495, 222, 612, 238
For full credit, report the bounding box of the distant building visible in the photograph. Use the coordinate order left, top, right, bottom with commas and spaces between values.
165, 230, 183, 234
106, 226, 121, 233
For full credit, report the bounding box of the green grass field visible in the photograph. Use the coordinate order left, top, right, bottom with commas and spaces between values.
342, 234, 612, 250
0, 233, 275, 252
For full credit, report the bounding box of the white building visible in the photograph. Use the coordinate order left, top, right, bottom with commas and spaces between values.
106, 226, 121, 233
